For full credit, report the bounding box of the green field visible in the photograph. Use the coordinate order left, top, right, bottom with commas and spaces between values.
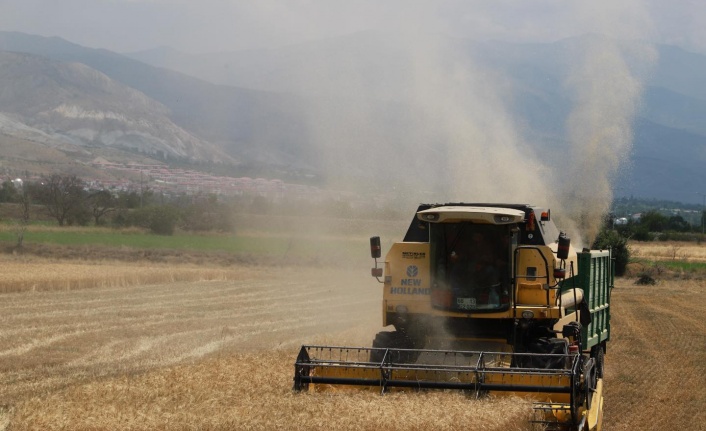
0, 212, 409, 264
0, 225, 380, 266
638, 259, 706, 274
0, 229, 288, 253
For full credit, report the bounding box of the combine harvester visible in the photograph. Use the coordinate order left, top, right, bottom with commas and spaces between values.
294, 204, 612, 430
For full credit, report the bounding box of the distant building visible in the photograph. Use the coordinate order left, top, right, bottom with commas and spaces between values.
614, 217, 629, 226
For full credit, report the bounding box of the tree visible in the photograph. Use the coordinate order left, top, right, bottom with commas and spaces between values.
121, 205, 180, 235
592, 228, 630, 276
117, 190, 141, 209
38, 174, 86, 226
179, 194, 234, 232
148, 205, 179, 235
639, 210, 668, 232
0, 180, 19, 203
88, 190, 117, 225
666, 215, 691, 232
14, 183, 32, 251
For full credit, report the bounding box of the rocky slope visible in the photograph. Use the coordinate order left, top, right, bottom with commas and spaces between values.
0, 51, 234, 164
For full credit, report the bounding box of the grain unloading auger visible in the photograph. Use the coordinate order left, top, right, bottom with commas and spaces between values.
294, 204, 613, 431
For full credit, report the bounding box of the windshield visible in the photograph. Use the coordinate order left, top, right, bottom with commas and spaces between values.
430, 222, 511, 312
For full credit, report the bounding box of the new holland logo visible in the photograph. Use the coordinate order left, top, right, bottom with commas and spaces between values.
406, 265, 418, 277
399, 265, 422, 287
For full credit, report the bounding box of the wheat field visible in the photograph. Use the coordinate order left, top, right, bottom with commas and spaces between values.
0, 252, 704, 430
630, 240, 706, 263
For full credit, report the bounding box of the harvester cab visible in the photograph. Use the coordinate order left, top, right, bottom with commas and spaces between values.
294, 204, 614, 431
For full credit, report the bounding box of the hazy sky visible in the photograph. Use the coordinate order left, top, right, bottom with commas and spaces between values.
0, 0, 704, 54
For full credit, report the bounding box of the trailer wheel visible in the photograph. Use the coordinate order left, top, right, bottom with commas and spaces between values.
582, 357, 597, 411
591, 344, 605, 378
370, 331, 418, 363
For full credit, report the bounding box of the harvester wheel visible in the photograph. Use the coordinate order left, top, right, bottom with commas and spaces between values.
584, 357, 597, 410
591, 344, 605, 378
370, 331, 419, 363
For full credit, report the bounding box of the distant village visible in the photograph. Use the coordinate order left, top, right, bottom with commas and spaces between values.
2, 159, 369, 210
88, 159, 325, 201
71, 158, 384, 209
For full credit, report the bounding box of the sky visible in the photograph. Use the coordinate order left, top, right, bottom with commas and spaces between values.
0, 0, 704, 54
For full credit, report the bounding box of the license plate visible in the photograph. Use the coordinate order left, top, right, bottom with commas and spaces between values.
457, 297, 476, 309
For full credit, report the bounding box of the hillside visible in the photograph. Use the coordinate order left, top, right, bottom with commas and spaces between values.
0, 51, 233, 167
0, 32, 317, 175
128, 34, 706, 203
1, 31, 705, 202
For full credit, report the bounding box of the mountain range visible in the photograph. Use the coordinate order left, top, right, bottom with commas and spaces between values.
0, 31, 704, 203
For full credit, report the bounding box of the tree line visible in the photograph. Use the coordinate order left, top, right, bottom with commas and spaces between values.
0, 173, 413, 238
612, 210, 705, 241
0, 174, 234, 235
592, 209, 706, 277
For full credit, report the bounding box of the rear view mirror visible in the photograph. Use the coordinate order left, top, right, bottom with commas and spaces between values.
370, 236, 381, 259
370, 236, 383, 283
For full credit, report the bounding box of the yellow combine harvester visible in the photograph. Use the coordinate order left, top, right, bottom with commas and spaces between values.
294, 203, 613, 431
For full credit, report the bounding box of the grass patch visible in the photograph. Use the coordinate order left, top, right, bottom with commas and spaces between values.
657, 260, 706, 273
0, 225, 372, 266
0, 229, 287, 253
627, 257, 706, 280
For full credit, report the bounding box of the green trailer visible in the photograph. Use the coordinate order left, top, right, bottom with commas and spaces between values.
573, 249, 614, 376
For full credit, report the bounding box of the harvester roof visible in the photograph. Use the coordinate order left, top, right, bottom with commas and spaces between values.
403, 203, 556, 245
417, 206, 525, 224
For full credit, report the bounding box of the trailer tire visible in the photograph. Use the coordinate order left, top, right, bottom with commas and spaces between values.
370, 331, 418, 363
592, 344, 605, 378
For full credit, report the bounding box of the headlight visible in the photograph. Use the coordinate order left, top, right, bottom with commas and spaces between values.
396, 305, 409, 314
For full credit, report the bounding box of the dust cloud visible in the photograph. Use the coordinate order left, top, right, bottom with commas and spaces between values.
559, 3, 657, 243
288, 2, 655, 244
303, 30, 555, 206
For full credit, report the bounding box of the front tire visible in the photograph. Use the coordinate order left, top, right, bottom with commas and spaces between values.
369, 331, 419, 363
